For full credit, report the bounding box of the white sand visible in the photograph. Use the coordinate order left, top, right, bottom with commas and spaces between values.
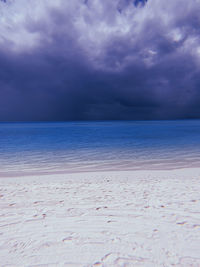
1, 168, 200, 267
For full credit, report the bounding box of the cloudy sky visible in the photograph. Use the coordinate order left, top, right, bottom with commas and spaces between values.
0, 0, 200, 121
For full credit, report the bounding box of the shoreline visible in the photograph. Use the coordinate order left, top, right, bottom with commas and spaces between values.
1, 167, 200, 266
1, 164, 200, 179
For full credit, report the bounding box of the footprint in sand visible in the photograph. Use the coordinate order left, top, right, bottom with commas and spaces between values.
178, 256, 200, 266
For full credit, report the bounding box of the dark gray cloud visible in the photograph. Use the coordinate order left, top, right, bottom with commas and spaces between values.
0, 0, 200, 121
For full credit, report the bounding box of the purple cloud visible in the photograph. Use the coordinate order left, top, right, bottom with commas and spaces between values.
0, 0, 200, 121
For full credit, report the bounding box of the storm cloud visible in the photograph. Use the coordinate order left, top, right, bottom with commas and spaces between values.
0, 0, 200, 121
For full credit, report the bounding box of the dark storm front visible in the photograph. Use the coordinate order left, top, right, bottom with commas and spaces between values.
0, 120, 200, 176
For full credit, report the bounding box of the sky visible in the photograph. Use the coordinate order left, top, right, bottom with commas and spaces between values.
0, 0, 200, 121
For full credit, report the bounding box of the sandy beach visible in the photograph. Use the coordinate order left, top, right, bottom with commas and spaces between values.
1, 168, 200, 266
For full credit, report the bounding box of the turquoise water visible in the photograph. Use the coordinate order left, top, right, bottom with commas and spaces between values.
0, 120, 200, 176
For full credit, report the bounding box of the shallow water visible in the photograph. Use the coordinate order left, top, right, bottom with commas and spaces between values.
0, 120, 200, 176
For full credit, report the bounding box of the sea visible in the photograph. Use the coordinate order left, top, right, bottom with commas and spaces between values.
0, 120, 200, 176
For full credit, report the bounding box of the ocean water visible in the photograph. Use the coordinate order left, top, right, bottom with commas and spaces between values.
0, 120, 200, 176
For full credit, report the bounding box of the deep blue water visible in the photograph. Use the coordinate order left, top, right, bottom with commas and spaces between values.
0, 120, 200, 176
